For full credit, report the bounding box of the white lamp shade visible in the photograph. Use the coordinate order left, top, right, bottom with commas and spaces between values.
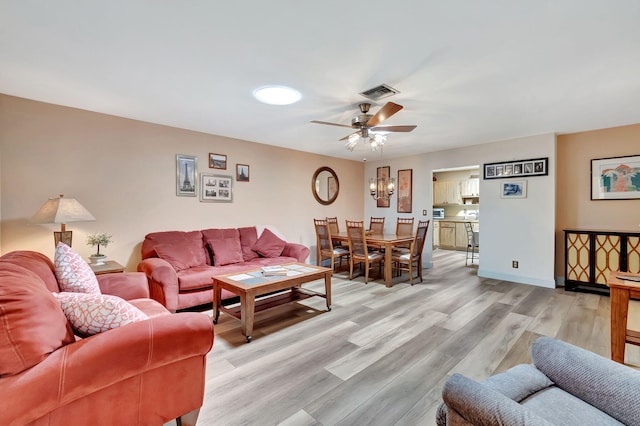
32, 195, 95, 224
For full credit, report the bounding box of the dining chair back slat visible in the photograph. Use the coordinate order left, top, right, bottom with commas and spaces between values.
369, 217, 385, 235
392, 219, 430, 284
326, 217, 340, 235
314, 218, 349, 271
396, 217, 415, 235
345, 219, 383, 283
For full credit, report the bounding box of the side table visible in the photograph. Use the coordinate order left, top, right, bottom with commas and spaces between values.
606, 271, 640, 363
90, 260, 125, 275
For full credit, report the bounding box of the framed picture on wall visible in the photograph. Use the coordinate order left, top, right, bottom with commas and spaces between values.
176, 154, 197, 197
500, 180, 527, 198
209, 153, 227, 169
591, 155, 640, 200
236, 164, 250, 182
376, 166, 390, 208
484, 157, 548, 179
200, 173, 233, 202
397, 169, 412, 213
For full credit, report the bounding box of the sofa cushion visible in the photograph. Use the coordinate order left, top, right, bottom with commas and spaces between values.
177, 265, 219, 291
0, 262, 75, 376
208, 237, 243, 266
53, 292, 148, 337
203, 228, 244, 266
238, 226, 260, 261
0, 251, 59, 292
155, 242, 204, 272
142, 230, 208, 266
54, 242, 101, 294
128, 298, 172, 318
252, 228, 286, 258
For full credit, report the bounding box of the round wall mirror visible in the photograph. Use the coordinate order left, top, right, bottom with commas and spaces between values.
312, 167, 339, 205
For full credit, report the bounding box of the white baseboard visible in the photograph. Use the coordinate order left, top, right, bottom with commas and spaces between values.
477, 268, 556, 288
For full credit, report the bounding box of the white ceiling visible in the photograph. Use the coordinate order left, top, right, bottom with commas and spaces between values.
2, 1, 640, 161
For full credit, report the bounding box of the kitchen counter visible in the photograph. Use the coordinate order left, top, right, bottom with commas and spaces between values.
437, 218, 478, 223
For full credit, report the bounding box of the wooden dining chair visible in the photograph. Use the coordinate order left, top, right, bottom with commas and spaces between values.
345, 220, 384, 283
326, 217, 340, 234
369, 217, 385, 235
396, 217, 414, 235
395, 217, 415, 249
314, 218, 349, 271
326, 216, 342, 246
392, 220, 430, 285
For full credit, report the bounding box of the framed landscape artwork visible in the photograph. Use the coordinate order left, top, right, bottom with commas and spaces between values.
200, 173, 233, 202
484, 157, 548, 180
376, 166, 390, 208
209, 153, 227, 169
500, 180, 527, 198
591, 154, 640, 200
397, 169, 412, 213
176, 154, 197, 197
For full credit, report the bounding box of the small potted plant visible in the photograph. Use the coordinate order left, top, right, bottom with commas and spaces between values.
87, 233, 112, 265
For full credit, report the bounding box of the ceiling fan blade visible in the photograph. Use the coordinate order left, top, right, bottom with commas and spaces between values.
339, 131, 359, 141
371, 125, 417, 133
366, 102, 403, 127
310, 120, 353, 128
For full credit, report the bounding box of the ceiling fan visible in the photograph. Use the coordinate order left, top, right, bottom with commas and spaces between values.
310, 102, 417, 151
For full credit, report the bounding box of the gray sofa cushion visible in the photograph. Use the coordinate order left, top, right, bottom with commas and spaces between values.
482, 364, 553, 401
442, 373, 554, 425
521, 387, 623, 425
532, 336, 640, 425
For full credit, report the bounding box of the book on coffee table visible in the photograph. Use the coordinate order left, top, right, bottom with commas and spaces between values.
261, 265, 287, 276
617, 274, 640, 282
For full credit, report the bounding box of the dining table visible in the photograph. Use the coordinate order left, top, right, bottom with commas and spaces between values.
331, 231, 415, 288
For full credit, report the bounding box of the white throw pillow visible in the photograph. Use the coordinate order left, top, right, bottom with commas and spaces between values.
54, 242, 101, 294
53, 292, 148, 336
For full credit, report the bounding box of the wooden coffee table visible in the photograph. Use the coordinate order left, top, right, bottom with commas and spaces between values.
212, 262, 332, 343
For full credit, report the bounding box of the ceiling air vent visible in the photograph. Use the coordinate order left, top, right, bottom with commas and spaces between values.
359, 84, 400, 101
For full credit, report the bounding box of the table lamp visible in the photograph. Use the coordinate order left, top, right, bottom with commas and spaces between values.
32, 194, 96, 247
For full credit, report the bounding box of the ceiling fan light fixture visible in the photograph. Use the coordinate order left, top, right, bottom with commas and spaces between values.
345, 137, 359, 151
372, 133, 387, 144
253, 85, 301, 105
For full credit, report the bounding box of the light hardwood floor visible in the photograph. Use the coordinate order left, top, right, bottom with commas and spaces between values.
191, 250, 640, 426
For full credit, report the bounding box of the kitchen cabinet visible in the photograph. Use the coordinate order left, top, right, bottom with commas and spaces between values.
434, 179, 479, 206
436, 220, 479, 251
433, 181, 462, 205
433, 221, 440, 247
460, 178, 480, 196
455, 222, 469, 248
439, 222, 456, 248
460, 178, 480, 205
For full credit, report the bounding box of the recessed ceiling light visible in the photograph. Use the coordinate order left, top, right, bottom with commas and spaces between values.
253, 85, 301, 105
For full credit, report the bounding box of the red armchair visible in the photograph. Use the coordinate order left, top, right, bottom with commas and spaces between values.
0, 251, 213, 426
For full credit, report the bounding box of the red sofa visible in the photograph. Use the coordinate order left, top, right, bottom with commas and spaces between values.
137, 226, 310, 312
0, 250, 213, 426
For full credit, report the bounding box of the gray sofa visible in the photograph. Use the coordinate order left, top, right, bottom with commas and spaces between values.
437, 336, 640, 425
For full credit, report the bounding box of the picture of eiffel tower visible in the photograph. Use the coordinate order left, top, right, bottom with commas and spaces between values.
177, 155, 196, 196
181, 163, 194, 192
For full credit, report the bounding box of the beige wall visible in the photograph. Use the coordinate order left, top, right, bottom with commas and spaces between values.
367, 133, 558, 288
556, 124, 640, 278
0, 94, 364, 269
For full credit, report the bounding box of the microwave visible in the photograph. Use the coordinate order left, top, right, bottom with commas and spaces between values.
433, 208, 445, 219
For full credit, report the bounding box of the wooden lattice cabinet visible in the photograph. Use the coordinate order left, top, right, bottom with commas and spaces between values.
564, 229, 640, 294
